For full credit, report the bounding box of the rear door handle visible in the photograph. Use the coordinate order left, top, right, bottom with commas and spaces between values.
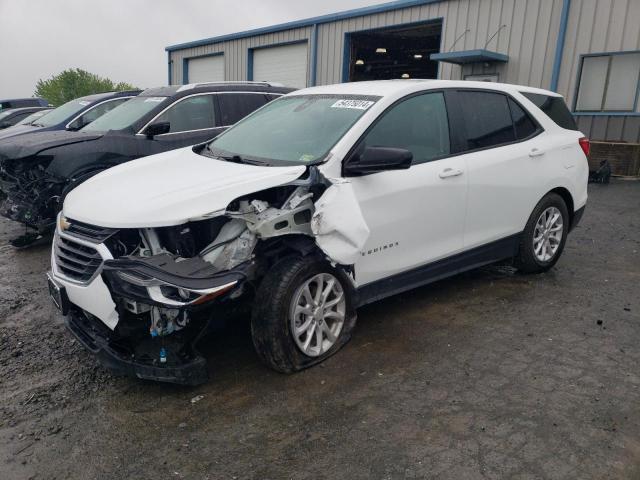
439, 168, 463, 179
529, 148, 546, 158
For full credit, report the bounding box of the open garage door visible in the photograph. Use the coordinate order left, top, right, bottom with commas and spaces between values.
346, 21, 442, 81
187, 55, 225, 83
253, 43, 308, 88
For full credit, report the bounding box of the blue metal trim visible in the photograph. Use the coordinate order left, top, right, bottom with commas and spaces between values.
246, 39, 309, 84
572, 112, 640, 117
167, 52, 172, 85
430, 49, 508, 64
572, 49, 640, 113
550, 0, 571, 92
342, 32, 351, 83
247, 49, 254, 81
341, 18, 444, 82
310, 24, 319, 86
182, 58, 189, 84
580, 49, 640, 58
165, 0, 441, 52
182, 52, 225, 84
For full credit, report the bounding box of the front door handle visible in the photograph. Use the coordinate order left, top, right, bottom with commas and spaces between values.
529, 148, 546, 157
439, 168, 463, 179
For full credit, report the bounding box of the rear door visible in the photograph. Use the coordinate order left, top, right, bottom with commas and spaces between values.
450, 89, 546, 249
348, 91, 468, 285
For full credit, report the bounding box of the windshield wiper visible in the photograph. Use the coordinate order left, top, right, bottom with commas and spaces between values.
221, 155, 267, 166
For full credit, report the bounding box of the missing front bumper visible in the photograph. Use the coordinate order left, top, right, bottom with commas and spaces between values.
65, 309, 209, 386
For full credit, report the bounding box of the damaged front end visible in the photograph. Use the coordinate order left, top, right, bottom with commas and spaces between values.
54, 167, 369, 385
0, 155, 64, 233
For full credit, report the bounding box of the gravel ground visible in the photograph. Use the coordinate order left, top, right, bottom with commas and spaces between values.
0, 180, 639, 480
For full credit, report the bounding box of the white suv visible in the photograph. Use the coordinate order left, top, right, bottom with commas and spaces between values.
47, 80, 589, 385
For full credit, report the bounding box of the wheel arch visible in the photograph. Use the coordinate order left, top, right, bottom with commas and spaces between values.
547, 186, 575, 227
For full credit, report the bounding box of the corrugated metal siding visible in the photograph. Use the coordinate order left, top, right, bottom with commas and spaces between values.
576, 115, 640, 143
557, 0, 640, 108
169, 0, 563, 88
556, 0, 640, 142
167, 0, 640, 142
169, 26, 312, 84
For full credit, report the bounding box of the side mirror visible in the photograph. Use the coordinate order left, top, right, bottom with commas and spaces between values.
67, 118, 88, 131
343, 146, 413, 176
144, 122, 170, 139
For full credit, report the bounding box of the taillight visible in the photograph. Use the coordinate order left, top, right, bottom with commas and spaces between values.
579, 137, 590, 157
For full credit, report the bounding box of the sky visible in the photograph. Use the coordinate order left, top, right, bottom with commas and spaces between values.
0, 0, 387, 98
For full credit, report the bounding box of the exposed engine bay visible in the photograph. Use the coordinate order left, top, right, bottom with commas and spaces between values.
55, 167, 369, 384
0, 156, 65, 232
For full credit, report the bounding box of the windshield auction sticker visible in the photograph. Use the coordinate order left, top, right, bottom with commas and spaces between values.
331, 99, 375, 110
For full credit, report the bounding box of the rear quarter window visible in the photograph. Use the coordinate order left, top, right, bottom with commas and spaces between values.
521, 92, 578, 131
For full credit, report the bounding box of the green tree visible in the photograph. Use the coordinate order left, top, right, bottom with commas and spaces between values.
34, 68, 138, 106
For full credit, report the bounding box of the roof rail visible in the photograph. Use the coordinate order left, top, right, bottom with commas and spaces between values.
176, 81, 284, 92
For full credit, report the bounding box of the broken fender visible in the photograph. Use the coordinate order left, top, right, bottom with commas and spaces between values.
311, 180, 370, 265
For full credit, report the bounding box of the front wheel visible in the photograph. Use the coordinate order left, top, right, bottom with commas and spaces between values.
514, 193, 569, 274
251, 256, 357, 373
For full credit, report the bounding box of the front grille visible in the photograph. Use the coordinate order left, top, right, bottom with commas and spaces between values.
54, 234, 103, 283
65, 218, 118, 243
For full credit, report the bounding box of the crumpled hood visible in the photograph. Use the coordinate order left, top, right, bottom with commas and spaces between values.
0, 130, 103, 161
64, 147, 306, 228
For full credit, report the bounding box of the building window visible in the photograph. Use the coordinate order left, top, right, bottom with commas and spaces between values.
575, 52, 640, 112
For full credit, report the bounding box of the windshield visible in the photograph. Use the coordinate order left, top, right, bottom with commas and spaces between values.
17, 110, 49, 125
208, 94, 379, 165
33, 98, 92, 127
82, 96, 167, 132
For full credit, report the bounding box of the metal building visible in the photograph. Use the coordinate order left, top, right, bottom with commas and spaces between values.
166, 0, 640, 144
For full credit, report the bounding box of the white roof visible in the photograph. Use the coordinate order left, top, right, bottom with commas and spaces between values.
289, 79, 563, 99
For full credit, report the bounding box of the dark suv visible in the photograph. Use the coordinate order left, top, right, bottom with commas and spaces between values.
0, 91, 140, 142
0, 98, 49, 111
0, 82, 294, 245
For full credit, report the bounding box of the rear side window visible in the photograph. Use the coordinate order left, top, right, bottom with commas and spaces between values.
521, 92, 578, 130
218, 93, 269, 126
508, 98, 538, 140
458, 91, 515, 149
156, 94, 216, 133
361, 92, 450, 164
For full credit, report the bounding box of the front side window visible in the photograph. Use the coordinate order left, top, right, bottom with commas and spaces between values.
82, 96, 168, 132
458, 91, 515, 150
360, 92, 450, 164
208, 94, 378, 165
76, 98, 129, 127
575, 52, 640, 112
218, 93, 269, 126
154, 95, 216, 133
32, 98, 92, 127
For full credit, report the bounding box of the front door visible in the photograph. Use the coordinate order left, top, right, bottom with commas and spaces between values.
347, 91, 468, 286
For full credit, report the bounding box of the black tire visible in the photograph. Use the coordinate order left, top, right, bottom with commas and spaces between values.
251, 255, 357, 373
514, 192, 569, 274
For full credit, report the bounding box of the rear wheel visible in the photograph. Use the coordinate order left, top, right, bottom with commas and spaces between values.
251, 256, 356, 373
515, 193, 569, 274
